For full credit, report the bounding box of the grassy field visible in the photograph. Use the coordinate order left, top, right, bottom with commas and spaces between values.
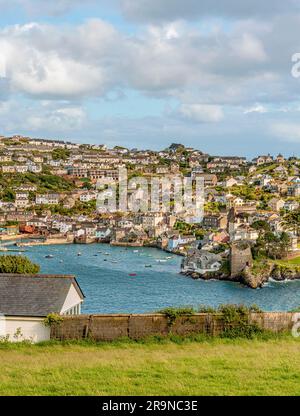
0, 335, 299, 396
285, 257, 300, 265
275, 256, 300, 266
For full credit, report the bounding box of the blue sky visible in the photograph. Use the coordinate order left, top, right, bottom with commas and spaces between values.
0, 0, 300, 157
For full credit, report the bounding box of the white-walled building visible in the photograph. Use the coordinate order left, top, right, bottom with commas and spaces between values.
0, 274, 85, 343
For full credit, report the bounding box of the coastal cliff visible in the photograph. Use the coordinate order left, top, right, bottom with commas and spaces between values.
181, 241, 300, 289
240, 262, 300, 288
182, 261, 300, 289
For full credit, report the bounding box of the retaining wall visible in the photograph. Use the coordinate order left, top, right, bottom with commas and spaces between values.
50, 312, 296, 341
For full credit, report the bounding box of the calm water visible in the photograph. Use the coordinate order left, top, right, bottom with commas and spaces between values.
9, 244, 300, 313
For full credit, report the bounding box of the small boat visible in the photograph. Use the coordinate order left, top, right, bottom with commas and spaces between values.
129, 273, 137, 276
59, 260, 63, 263
103, 259, 107, 262
133, 250, 139, 253
77, 253, 82, 256
111, 260, 118, 263
104, 252, 110, 256
156, 259, 167, 263
94, 254, 98, 257
166, 256, 172, 259
145, 265, 152, 268
45, 255, 54, 259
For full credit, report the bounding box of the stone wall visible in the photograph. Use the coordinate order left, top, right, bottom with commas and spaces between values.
50, 312, 296, 341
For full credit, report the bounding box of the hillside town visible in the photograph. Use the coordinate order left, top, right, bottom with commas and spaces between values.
0, 135, 299, 288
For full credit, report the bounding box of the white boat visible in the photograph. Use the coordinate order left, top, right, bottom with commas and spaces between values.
156, 259, 167, 263
133, 250, 139, 253
45, 255, 54, 259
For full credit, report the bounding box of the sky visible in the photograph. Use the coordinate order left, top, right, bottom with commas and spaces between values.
0, 1, 300, 157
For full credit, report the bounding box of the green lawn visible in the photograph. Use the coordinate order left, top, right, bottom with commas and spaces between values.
287, 257, 300, 265
275, 256, 300, 266
0, 336, 299, 396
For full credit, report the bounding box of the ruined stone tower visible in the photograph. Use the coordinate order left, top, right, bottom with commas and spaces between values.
230, 241, 253, 277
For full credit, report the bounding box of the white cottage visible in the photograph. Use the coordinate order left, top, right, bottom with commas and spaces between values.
0, 274, 84, 343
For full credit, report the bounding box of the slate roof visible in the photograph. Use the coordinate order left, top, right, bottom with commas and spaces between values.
0, 274, 85, 317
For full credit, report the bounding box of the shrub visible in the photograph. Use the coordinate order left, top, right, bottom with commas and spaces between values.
0, 255, 40, 274
218, 304, 263, 339
198, 305, 217, 313
158, 307, 196, 327
44, 313, 64, 328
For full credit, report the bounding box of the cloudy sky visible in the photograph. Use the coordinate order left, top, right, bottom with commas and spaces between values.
0, 0, 300, 156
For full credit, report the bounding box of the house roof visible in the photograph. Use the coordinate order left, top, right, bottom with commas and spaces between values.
0, 274, 84, 317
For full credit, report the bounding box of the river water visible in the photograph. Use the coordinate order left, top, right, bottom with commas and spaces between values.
8, 243, 298, 313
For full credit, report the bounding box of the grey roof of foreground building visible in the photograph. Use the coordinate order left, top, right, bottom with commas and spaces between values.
0, 274, 85, 317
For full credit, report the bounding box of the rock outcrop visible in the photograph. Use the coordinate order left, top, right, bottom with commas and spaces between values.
182, 257, 300, 289
271, 264, 300, 281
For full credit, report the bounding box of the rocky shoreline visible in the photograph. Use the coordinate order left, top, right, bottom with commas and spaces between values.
182, 263, 300, 289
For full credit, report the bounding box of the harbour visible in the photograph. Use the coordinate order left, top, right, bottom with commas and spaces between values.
2, 243, 299, 314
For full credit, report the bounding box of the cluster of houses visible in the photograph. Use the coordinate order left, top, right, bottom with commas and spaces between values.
0, 136, 300, 342
0, 135, 299, 258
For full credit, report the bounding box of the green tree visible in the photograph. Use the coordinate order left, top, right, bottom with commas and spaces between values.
52, 148, 70, 161
0, 255, 40, 274
281, 209, 300, 236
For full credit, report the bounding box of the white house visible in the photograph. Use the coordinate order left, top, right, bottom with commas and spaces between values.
27, 162, 42, 173
36, 194, 60, 205
15, 165, 29, 173
80, 191, 97, 202
0, 274, 85, 343
52, 220, 73, 234
284, 201, 299, 212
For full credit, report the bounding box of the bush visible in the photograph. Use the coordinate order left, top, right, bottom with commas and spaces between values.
218, 304, 263, 339
0, 255, 40, 274
198, 305, 217, 313
158, 307, 196, 326
44, 313, 64, 328
158, 304, 265, 338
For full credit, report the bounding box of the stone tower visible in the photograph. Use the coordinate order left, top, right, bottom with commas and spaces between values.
230, 241, 253, 277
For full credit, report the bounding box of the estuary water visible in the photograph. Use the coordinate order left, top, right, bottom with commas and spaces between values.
10, 243, 300, 313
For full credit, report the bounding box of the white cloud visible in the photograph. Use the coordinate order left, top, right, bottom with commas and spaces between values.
230, 33, 267, 62
0, 20, 123, 99
0, 16, 299, 107
244, 104, 268, 114
0, 98, 87, 132
120, 0, 300, 22
0, 13, 299, 152
27, 106, 86, 131
178, 104, 224, 123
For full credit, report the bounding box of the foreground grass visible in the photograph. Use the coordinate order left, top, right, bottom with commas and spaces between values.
0, 335, 299, 396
